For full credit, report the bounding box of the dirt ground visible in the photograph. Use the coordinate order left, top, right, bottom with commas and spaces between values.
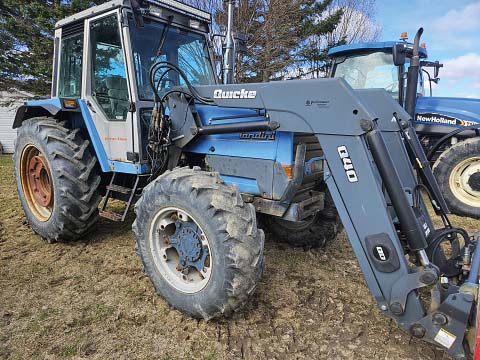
1, 155, 480, 360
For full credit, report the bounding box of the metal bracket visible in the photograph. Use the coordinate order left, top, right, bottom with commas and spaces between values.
389, 267, 438, 315
280, 143, 306, 204
416, 293, 473, 359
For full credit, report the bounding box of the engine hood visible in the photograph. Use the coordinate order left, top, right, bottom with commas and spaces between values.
415, 96, 480, 128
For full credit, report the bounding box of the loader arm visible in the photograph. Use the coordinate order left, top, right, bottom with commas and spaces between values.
168, 78, 478, 359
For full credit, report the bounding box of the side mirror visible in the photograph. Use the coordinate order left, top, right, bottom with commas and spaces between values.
393, 44, 406, 66
234, 32, 247, 54
434, 61, 441, 78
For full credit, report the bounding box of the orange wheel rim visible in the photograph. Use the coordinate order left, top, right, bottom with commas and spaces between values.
20, 145, 54, 221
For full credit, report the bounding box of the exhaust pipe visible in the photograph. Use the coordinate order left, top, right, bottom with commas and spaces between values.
405, 28, 423, 118
222, 0, 236, 84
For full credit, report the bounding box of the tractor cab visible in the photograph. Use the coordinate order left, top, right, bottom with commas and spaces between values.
328, 34, 480, 141
328, 39, 429, 107
49, 0, 216, 172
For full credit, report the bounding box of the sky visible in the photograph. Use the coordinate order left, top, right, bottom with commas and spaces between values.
376, 0, 480, 98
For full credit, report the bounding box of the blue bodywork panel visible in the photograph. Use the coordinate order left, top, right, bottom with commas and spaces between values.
25, 98, 63, 112
16, 98, 149, 175
185, 104, 294, 195
187, 104, 292, 164
77, 100, 149, 174
15, 98, 294, 192
328, 41, 428, 58
415, 96, 480, 128
220, 175, 260, 194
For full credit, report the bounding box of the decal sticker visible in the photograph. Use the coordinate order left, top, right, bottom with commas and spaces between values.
213, 89, 257, 99
337, 145, 358, 183
373, 246, 389, 261
105, 137, 127, 141
305, 99, 330, 108
423, 222, 431, 238
434, 328, 456, 349
240, 131, 276, 140
416, 112, 477, 127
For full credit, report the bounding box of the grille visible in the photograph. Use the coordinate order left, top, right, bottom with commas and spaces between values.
62, 20, 85, 38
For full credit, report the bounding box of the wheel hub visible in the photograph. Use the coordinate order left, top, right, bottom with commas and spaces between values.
449, 157, 480, 207
468, 172, 480, 192
20, 144, 54, 222
149, 207, 212, 294
28, 155, 53, 207
169, 220, 209, 272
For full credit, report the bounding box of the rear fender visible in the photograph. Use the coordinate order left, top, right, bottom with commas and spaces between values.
12, 98, 110, 172
12, 98, 65, 129
13, 98, 149, 175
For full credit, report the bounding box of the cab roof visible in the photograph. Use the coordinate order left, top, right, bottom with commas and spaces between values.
328, 41, 428, 58
55, 0, 211, 29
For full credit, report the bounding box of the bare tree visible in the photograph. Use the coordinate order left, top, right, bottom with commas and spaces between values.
325, 0, 381, 45
182, 0, 380, 82
291, 0, 380, 79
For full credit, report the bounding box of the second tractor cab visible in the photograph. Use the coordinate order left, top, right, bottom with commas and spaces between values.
329, 30, 480, 219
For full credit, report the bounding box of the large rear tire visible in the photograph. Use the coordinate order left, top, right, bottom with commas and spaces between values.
263, 191, 342, 248
433, 138, 480, 219
14, 117, 101, 242
133, 167, 264, 319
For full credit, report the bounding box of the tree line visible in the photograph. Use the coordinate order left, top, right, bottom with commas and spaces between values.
0, 0, 379, 95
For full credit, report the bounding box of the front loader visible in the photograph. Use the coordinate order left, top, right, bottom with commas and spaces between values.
11, 0, 480, 358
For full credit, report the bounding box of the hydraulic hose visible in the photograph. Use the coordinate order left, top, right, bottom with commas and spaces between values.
467, 241, 480, 284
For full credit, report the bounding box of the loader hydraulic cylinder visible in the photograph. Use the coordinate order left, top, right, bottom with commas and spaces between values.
366, 127, 429, 251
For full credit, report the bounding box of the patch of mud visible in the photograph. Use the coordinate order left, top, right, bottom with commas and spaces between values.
0, 156, 464, 359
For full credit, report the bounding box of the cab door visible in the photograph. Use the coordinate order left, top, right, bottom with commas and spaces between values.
83, 10, 135, 167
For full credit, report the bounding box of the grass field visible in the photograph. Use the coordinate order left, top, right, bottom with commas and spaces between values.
1, 154, 478, 359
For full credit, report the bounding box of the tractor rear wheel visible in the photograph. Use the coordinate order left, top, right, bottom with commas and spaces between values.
14, 117, 101, 242
133, 167, 264, 319
263, 191, 342, 248
433, 138, 480, 219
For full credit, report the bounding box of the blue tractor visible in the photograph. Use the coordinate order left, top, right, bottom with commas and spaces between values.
11, 2, 480, 357
329, 29, 480, 219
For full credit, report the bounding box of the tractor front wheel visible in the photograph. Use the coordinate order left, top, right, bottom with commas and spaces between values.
14, 117, 101, 242
133, 167, 264, 319
433, 138, 480, 219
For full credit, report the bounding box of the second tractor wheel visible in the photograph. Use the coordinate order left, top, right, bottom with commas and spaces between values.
263, 191, 343, 248
14, 117, 101, 242
433, 138, 480, 219
133, 167, 265, 319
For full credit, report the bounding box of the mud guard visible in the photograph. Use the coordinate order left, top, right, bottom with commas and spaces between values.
12, 99, 63, 129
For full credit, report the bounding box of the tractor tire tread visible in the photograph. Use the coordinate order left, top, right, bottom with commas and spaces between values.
14, 117, 101, 242
433, 138, 480, 219
263, 190, 343, 248
133, 166, 264, 320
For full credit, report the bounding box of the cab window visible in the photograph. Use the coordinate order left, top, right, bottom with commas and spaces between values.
90, 14, 129, 120
58, 33, 83, 98
129, 17, 215, 100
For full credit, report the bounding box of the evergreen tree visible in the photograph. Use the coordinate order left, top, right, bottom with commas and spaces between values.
0, 1, 109, 94
226, 0, 343, 82
296, 0, 343, 78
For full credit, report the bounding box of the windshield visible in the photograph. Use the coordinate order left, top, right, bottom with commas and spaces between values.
333, 52, 400, 99
129, 16, 216, 100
